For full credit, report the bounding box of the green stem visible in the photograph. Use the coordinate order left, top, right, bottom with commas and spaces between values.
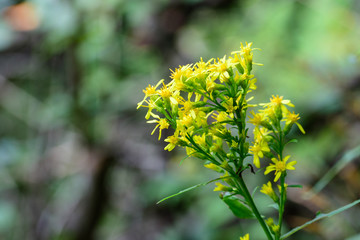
276, 174, 286, 240
236, 175, 274, 240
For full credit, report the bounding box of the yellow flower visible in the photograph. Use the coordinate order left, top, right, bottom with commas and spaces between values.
230, 51, 244, 64
212, 111, 231, 125
231, 42, 260, 74
248, 77, 257, 90
260, 182, 278, 202
240, 233, 250, 240
249, 141, 270, 168
261, 105, 277, 120
215, 56, 233, 81
159, 82, 172, 99
271, 225, 280, 234
253, 127, 271, 143
283, 111, 305, 134
222, 98, 238, 117
195, 57, 213, 71
147, 114, 170, 140
265, 217, 274, 227
182, 99, 194, 114
170, 64, 193, 82
204, 163, 222, 172
231, 140, 238, 148
213, 182, 233, 192
192, 58, 211, 80
194, 110, 209, 128
138, 98, 157, 120
248, 110, 265, 126
180, 114, 194, 128
240, 42, 253, 56
269, 95, 294, 107
193, 133, 207, 148
284, 111, 300, 123
264, 155, 296, 182
206, 77, 217, 92
137, 79, 164, 109
164, 134, 179, 151
143, 83, 158, 96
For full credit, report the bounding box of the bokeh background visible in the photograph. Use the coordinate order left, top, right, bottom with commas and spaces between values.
0, 0, 360, 239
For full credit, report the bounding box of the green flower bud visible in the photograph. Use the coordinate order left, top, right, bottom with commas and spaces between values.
260, 121, 273, 131
283, 122, 294, 136
193, 101, 207, 108
235, 63, 244, 74
275, 105, 283, 121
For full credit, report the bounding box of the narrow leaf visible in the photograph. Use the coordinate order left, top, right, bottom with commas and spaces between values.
286, 139, 298, 145
269, 203, 279, 210
179, 153, 193, 165
156, 183, 204, 204
157, 177, 229, 204
280, 199, 360, 239
288, 185, 303, 189
222, 195, 254, 219
251, 186, 259, 198
310, 145, 360, 196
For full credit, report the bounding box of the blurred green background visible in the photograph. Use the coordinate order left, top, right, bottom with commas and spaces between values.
0, 0, 360, 239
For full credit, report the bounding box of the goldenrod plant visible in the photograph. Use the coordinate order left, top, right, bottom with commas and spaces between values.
137, 43, 360, 240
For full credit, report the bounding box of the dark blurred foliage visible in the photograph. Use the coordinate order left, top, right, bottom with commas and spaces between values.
0, 0, 360, 239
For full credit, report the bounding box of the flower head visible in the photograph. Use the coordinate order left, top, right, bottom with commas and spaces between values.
269, 95, 294, 108
204, 163, 223, 172
222, 98, 238, 117
147, 113, 170, 140
260, 181, 278, 202
264, 155, 297, 182
164, 134, 179, 151
213, 182, 233, 192
249, 141, 270, 168
240, 233, 250, 240
137, 79, 164, 109
283, 111, 305, 134
248, 110, 265, 126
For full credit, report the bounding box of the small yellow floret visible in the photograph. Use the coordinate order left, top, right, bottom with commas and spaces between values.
264, 155, 297, 182
164, 135, 179, 151
249, 141, 270, 168
159, 83, 172, 99
240, 233, 250, 240
147, 116, 170, 140
213, 182, 232, 192
261, 182, 278, 202
248, 110, 264, 126
204, 163, 222, 172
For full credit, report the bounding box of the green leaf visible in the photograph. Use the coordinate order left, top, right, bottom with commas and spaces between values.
280, 199, 360, 239
222, 195, 254, 219
288, 184, 303, 188
310, 145, 360, 196
156, 177, 229, 204
268, 203, 279, 210
286, 139, 298, 145
251, 186, 259, 198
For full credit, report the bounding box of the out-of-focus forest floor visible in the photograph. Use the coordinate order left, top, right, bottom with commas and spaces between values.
0, 0, 360, 239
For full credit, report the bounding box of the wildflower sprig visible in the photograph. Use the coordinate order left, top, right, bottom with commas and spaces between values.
138, 43, 305, 240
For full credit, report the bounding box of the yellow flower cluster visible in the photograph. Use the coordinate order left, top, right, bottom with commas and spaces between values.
138, 43, 258, 169
248, 94, 304, 181
139, 43, 307, 240
138, 42, 304, 186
